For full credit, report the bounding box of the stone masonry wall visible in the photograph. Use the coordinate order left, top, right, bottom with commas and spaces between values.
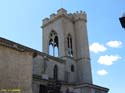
0, 46, 32, 93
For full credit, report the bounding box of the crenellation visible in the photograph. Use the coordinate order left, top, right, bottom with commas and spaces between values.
57, 8, 67, 15
80, 10, 83, 13
42, 9, 87, 26
50, 13, 56, 19
42, 17, 49, 25
73, 11, 87, 22
42, 8, 68, 26
68, 13, 73, 19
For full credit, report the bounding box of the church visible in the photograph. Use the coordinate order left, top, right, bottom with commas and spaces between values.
0, 8, 109, 93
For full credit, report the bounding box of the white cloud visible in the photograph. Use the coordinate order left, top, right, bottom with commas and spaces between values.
106, 40, 122, 48
98, 55, 121, 66
89, 43, 107, 53
97, 69, 108, 76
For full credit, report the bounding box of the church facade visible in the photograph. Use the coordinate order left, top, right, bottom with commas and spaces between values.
0, 8, 109, 93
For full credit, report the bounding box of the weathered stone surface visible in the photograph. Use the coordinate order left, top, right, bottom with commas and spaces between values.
0, 45, 32, 93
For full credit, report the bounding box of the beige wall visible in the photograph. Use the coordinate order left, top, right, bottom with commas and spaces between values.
33, 54, 77, 83
33, 54, 65, 81
0, 46, 32, 93
42, 18, 65, 57
33, 55, 44, 75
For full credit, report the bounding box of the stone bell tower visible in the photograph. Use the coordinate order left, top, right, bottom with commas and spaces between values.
42, 8, 92, 83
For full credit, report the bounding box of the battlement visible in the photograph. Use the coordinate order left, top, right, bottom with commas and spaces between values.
42, 8, 87, 27
73, 11, 87, 22
57, 8, 67, 15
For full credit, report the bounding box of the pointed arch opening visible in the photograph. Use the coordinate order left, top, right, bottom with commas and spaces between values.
49, 31, 59, 57
71, 64, 75, 72
53, 65, 58, 80
67, 34, 73, 57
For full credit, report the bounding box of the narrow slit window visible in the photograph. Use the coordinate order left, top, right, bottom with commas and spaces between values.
67, 34, 73, 57
71, 65, 75, 72
54, 65, 58, 80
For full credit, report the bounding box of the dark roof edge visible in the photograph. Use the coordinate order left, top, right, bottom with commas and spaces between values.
0, 37, 65, 62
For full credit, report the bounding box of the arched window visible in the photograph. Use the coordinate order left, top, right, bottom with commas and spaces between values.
49, 31, 59, 57
53, 65, 58, 80
67, 34, 73, 57
71, 65, 75, 72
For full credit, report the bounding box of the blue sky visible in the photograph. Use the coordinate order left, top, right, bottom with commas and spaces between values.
0, 0, 125, 93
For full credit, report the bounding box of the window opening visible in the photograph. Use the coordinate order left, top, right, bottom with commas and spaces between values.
54, 65, 58, 80
67, 34, 73, 57
71, 65, 75, 72
49, 31, 59, 57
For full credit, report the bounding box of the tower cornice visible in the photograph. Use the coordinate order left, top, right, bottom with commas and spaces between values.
41, 8, 87, 28
42, 13, 73, 28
